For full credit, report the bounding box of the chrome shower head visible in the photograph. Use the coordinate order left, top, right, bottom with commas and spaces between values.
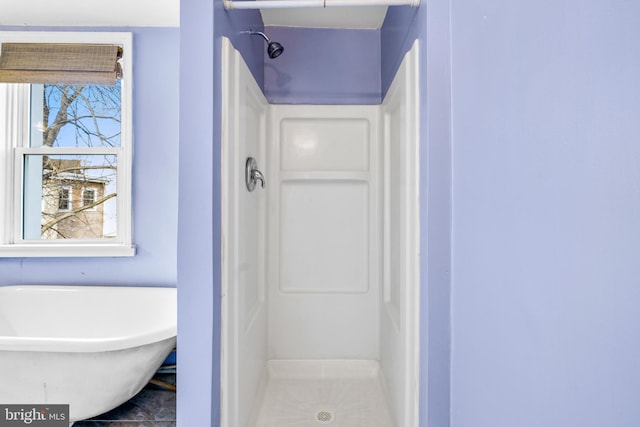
247, 30, 284, 59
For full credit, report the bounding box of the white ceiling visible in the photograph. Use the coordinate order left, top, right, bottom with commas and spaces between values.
0, 0, 179, 27
0, 0, 386, 29
261, 6, 388, 29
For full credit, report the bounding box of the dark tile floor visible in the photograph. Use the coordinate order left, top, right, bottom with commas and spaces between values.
73, 371, 176, 427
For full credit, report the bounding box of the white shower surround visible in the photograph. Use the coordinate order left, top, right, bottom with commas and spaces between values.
268, 104, 381, 360
221, 37, 419, 427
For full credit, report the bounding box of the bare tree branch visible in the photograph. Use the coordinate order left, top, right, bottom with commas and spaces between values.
40, 192, 117, 235
43, 85, 85, 147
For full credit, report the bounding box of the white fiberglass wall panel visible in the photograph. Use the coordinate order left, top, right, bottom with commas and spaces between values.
280, 118, 370, 171
380, 40, 420, 427
268, 105, 381, 359
220, 38, 269, 427
279, 180, 369, 293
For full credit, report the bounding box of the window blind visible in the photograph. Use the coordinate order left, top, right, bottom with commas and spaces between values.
0, 43, 122, 85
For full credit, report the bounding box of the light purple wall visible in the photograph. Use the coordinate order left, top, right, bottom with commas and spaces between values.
380, 6, 419, 96
177, 2, 217, 426
178, 0, 262, 426
263, 26, 381, 105
451, 1, 640, 426
420, 2, 452, 426
0, 27, 179, 287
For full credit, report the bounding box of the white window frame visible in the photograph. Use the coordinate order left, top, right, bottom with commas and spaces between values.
0, 31, 134, 257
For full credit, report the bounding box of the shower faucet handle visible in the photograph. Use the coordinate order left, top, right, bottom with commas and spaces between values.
252, 168, 265, 188
246, 157, 265, 191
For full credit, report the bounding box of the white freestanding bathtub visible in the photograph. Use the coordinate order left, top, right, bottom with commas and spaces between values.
0, 285, 177, 425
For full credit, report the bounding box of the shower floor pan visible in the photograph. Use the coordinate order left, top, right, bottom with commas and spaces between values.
254, 360, 395, 427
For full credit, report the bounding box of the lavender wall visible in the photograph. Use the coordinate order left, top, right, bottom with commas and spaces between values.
263, 26, 381, 105
380, 6, 419, 96
420, 2, 452, 426
0, 27, 179, 286
178, 0, 262, 426
177, 2, 217, 425
451, 1, 640, 426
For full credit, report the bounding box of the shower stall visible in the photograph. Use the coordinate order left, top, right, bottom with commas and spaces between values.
221, 36, 419, 427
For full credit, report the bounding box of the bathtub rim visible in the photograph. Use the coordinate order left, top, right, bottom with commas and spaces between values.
0, 284, 176, 353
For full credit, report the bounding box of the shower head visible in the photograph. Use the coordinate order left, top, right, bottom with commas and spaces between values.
266, 40, 284, 59
247, 30, 284, 59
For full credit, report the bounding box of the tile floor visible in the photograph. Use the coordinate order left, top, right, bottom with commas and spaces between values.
73, 372, 176, 427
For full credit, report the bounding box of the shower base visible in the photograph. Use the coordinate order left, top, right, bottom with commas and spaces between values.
253, 360, 395, 427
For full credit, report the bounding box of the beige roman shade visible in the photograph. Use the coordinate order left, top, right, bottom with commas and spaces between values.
0, 43, 123, 85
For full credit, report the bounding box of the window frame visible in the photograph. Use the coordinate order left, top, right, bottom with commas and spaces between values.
0, 31, 134, 257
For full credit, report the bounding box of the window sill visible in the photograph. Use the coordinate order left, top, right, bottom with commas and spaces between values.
0, 244, 136, 258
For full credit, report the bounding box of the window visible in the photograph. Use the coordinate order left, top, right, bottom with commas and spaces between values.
0, 32, 134, 257
83, 188, 97, 208
59, 187, 72, 211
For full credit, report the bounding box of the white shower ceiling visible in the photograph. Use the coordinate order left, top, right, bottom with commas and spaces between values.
260, 6, 388, 29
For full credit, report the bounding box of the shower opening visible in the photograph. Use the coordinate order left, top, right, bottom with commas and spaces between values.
221, 36, 420, 427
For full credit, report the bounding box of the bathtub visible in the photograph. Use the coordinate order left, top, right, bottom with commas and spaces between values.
0, 285, 176, 425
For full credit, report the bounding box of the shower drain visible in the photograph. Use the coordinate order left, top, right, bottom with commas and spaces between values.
315, 410, 334, 424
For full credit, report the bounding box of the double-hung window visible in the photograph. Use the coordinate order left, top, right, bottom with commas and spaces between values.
0, 32, 134, 257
